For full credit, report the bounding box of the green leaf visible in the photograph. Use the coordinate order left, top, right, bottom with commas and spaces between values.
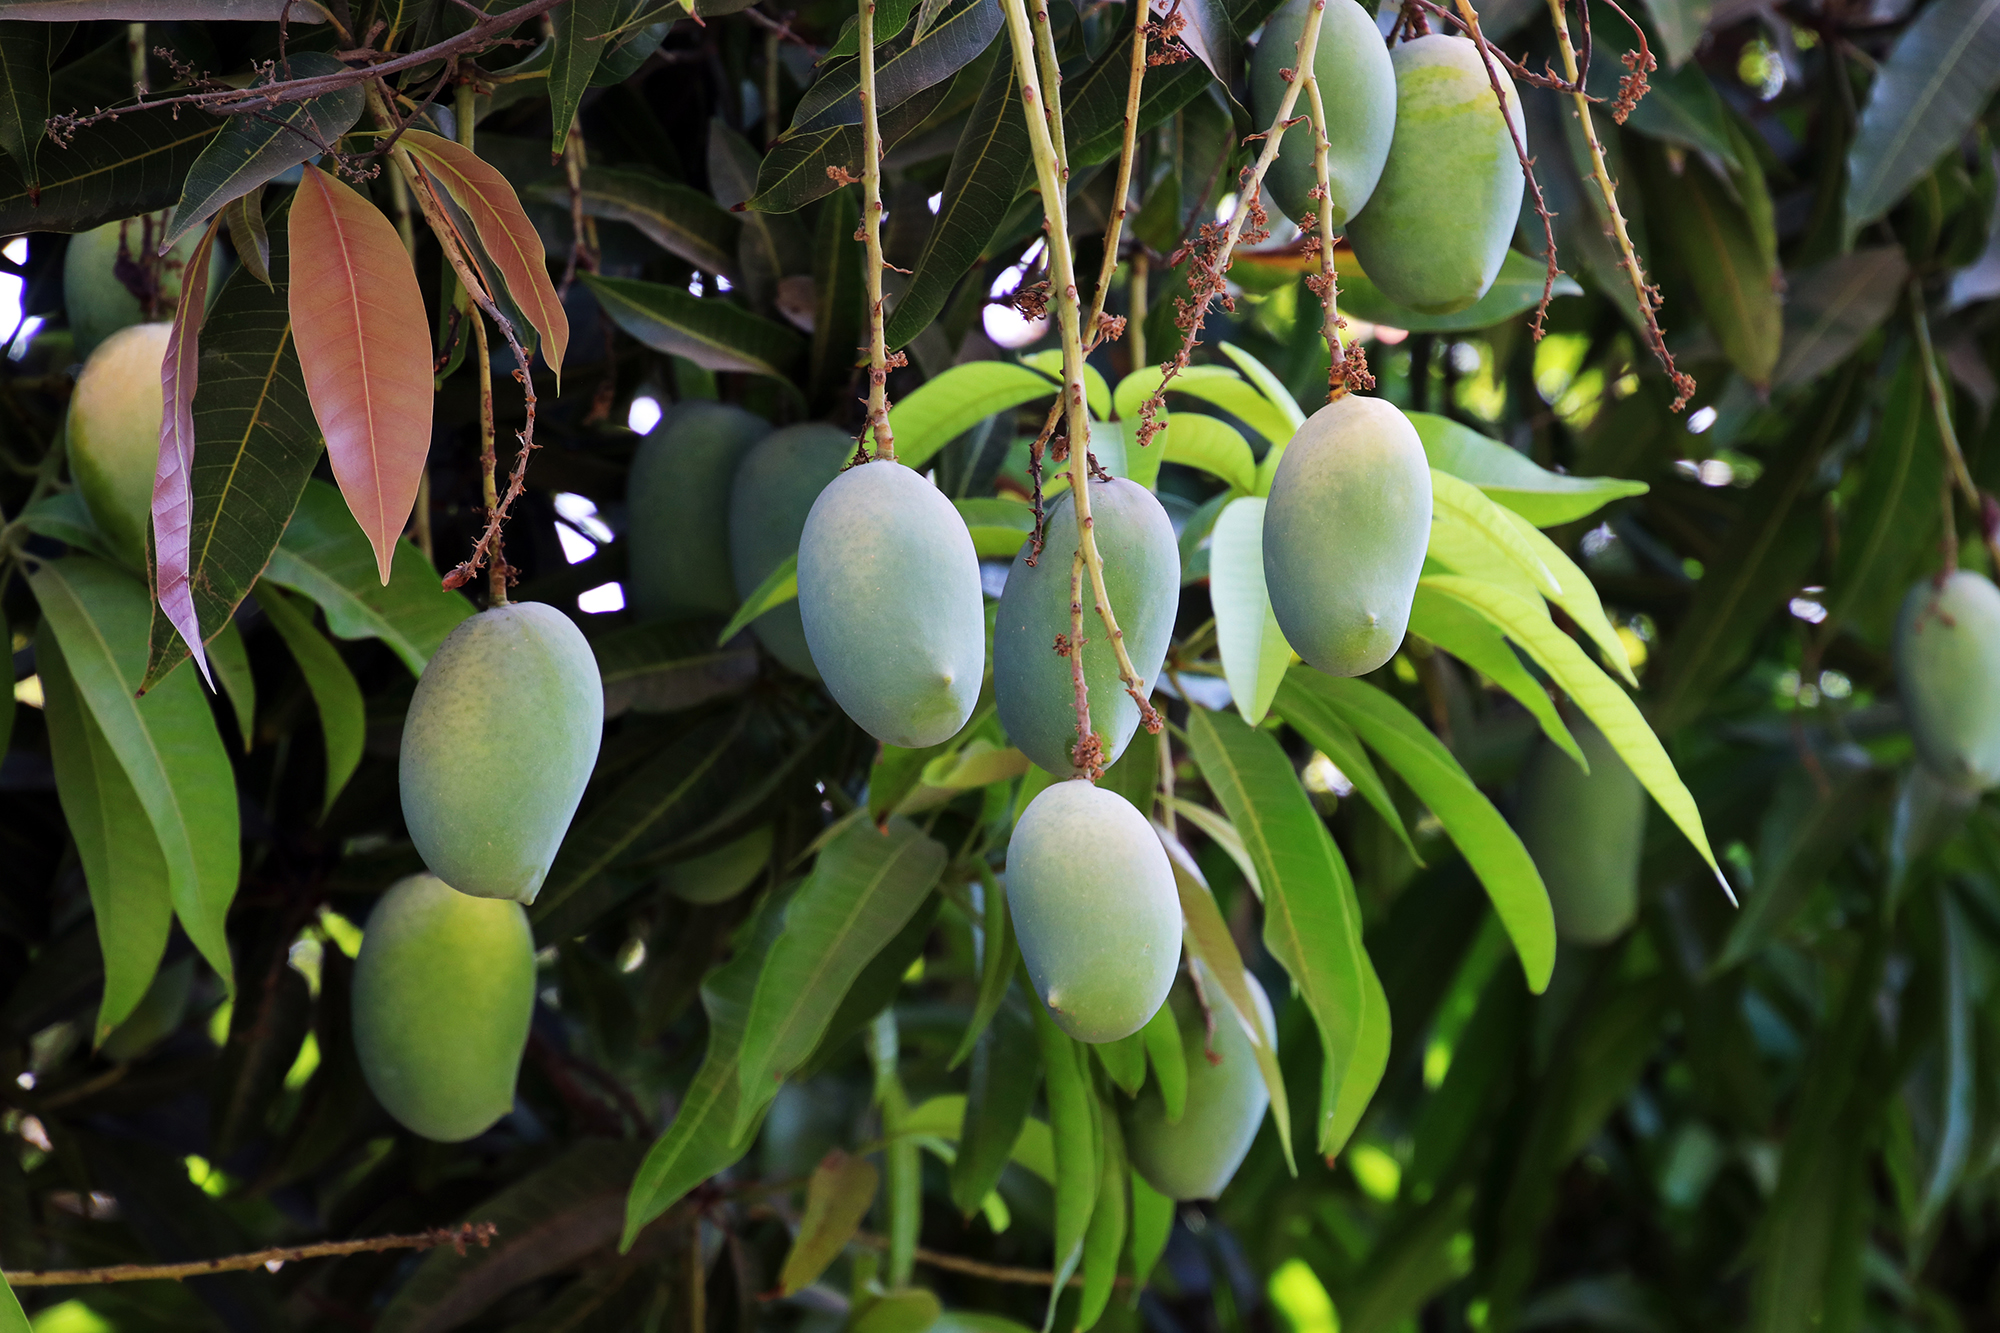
810, 185, 864, 405
535, 166, 738, 277
709, 119, 810, 312
36, 631, 172, 1045
1419, 576, 1728, 898
1158, 413, 1258, 494
957, 497, 1036, 560
1643, 144, 1782, 387
206, 619, 254, 747
1845, 0, 2000, 240
950, 1000, 1040, 1214
1616, 50, 1740, 169
0, 98, 220, 233
29, 557, 239, 994
1772, 248, 1909, 389
1158, 830, 1292, 1167
594, 618, 758, 716
1338, 250, 1583, 334
824, 0, 918, 56
582, 272, 804, 379
748, 81, 950, 213
884, 57, 1030, 349
162, 52, 363, 248
622, 900, 784, 1248
1021, 350, 1109, 420
1826, 347, 1942, 643
1094, 1031, 1147, 1097
1217, 341, 1305, 430
787, 0, 1003, 131
1032, 999, 1100, 1323
1429, 470, 1561, 597
1274, 670, 1554, 993
1127, 1171, 1173, 1289
1209, 497, 1293, 726
1409, 411, 1647, 527
889, 361, 1056, 471
1136, 991, 1185, 1124
253, 582, 363, 819
779, 1150, 880, 1295
1185, 706, 1372, 1158
0, 21, 58, 191
1114, 363, 1294, 447
1497, 507, 1637, 686
143, 198, 322, 691
1163, 797, 1262, 899
1063, 16, 1213, 167
948, 868, 1016, 1071
715, 552, 798, 646
262, 481, 472, 676
734, 816, 947, 1130
1713, 762, 1882, 973
1409, 585, 1584, 771
549, 0, 614, 154
1078, 1111, 1128, 1331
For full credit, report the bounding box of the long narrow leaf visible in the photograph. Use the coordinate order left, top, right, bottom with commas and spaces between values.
254, 582, 365, 818
150, 211, 224, 685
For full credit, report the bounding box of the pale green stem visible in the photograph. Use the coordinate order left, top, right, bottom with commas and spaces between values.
1301, 72, 1348, 399
860, 0, 895, 461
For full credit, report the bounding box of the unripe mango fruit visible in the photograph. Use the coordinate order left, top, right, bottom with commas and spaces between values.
799, 459, 985, 747
1007, 780, 1180, 1043
352, 873, 535, 1142
1251, 0, 1397, 230
994, 480, 1179, 773
68, 321, 170, 571
1263, 395, 1430, 677
1125, 967, 1273, 1200
729, 424, 855, 677
1344, 34, 1525, 314
628, 402, 770, 622
1896, 571, 2000, 791
1515, 723, 1643, 944
63, 213, 223, 360
399, 602, 604, 903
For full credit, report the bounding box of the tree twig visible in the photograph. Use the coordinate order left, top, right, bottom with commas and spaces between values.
858, 0, 898, 461
1909, 282, 2000, 574
847, 1229, 1126, 1288
1301, 72, 1369, 400
4, 1224, 499, 1288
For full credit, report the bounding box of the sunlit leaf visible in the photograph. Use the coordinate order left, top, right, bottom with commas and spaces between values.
1409, 585, 1584, 770
890, 361, 1056, 470
1409, 411, 1647, 527
715, 552, 798, 646
1210, 497, 1292, 725
1496, 508, 1637, 686
1428, 470, 1560, 596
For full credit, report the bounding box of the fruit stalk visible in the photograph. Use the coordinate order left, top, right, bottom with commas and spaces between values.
1138, 0, 1329, 445
1530, 0, 1693, 407
1003, 0, 1162, 769
1081, 10, 1150, 348
859, 0, 896, 462
1908, 283, 2000, 573
1300, 72, 1353, 400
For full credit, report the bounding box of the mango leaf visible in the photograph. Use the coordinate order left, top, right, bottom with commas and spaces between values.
810, 186, 864, 404
1137, 994, 1185, 1124
1497, 509, 1636, 686
734, 817, 947, 1131
709, 120, 810, 311
582, 272, 804, 380
288, 165, 432, 584
890, 361, 1056, 470
224, 187, 271, 285
0, 1, 325, 14
207, 619, 254, 745
1063, 18, 1213, 167
404, 131, 569, 374
0, 21, 58, 191
254, 582, 364, 819
1158, 412, 1257, 494
1128, 1172, 1174, 1289
1409, 586, 1584, 770
1615, 49, 1739, 169
1274, 670, 1554, 993
1210, 497, 1292, 725
947, 869, 1016, 1069
262, 481, 473, 676
1157, 828, 1292, 1168
1217, 341, 1305, 430
29, 557, 239, 994
824, 0, 918, 57
1032, 1001, 1100, 1320
1078, 1112, 1128, 1331
1845, 0, 2000, 240
1270, 698, 1420, 864
1185, 706, 1371, 1158
715, 553, 798, 646
1826, 349, 1942, 642
151, 211, 224, 686
1409, 411, 1647, 527
1327, 958, 1390, 1160
1773, 248, 1909, 389
748, 80, 950, 213
532, 165, 737, 279
548, 0, 614, 154
780, 1151, 880, 1295
1713, 762, 1882, 974
594, 619, 758, 716
622, 900, 784, 1247
950, 1001, 1040, 1214
956, 497, 1035, 559
1338, 250, 1583, 334
787, 0, 1003, 131
1429, 470, 1561, 597
1093, 1030, 1147, 1096
1419, 576, 1728, 899
0, 100, 220, 233
884, 58, 1030, 349
1645, 146, 1781, 387
162, 52, 363, 248
1114, 363, 1293, 448
36, 631, 172, 1044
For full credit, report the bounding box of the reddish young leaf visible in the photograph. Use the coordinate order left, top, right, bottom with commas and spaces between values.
287, 164, 434, 585
152, 210, 224, 687
402, 130, 569, 376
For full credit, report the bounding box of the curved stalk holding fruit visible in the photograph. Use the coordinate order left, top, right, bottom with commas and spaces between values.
1301, 71, 1363, 401
859, 0, 898, 462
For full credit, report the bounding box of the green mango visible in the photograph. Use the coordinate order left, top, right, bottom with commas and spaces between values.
798, 459, 985, 747
662, 825, 774, 903
63, 212, 224, 360
1896, 570, 2000, 791
1125, 965, 1273, 1200
1251, 0, 1397, 230
628, 401, 771, 622
1007, 779, 1179, 1043
1263, 395, 1430, 677
728, 423, 854, 677
1344, 34, 1525, 314
352, 873, 536, 1142
1515, 723, 1643, 944
993, 479, 1179, 774
68, 321, 170, 571
399, 602, 604, 903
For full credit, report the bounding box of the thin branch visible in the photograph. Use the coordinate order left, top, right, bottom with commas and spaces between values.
1080, 8, 1149, 349
859, 0, 899, 461
1910, 282, 2000, 574
1300, 72, 1370, 400
5, 1224, 499, 1288
847, 1229, 1124, 1289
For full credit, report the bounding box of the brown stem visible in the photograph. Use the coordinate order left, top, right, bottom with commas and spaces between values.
472, 310, 507, 604
847, 1228, 1123, 1289
5, 1225, 499, 1287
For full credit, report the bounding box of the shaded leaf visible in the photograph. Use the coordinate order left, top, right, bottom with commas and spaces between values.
1644, 146, 1781, 387
583, 272, 804, 379
748, 80, 951, 213
254, 582, 363, 818
1826, 348, 1943, 643
709, 120, 810, 311
1773, 247, 1909, 389
0, 0, 324, 14
780, 1151, 880, 1295
548, 0, 614, 154
0, 99, 220, 233
948, 868, 1017, 1068
950, 1000, 1040, 1214
223, 187, 270, 285
288, 164, 433, 584
788, 0, 1003, 131
811, 185, 864, 404
150, 210, 224, 686
594, 619, 758, 716
1410, 410, 1647, 527
533, 164, 737, 279
1032, 1000, 1100, 1316
206, 619, 254, 745
1137, 990, 1185, 1124
1078, 1112, 1128, 1331
0, 20, 58, 191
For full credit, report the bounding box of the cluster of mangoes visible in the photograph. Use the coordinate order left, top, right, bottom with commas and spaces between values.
1252, 0, 1526, 315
